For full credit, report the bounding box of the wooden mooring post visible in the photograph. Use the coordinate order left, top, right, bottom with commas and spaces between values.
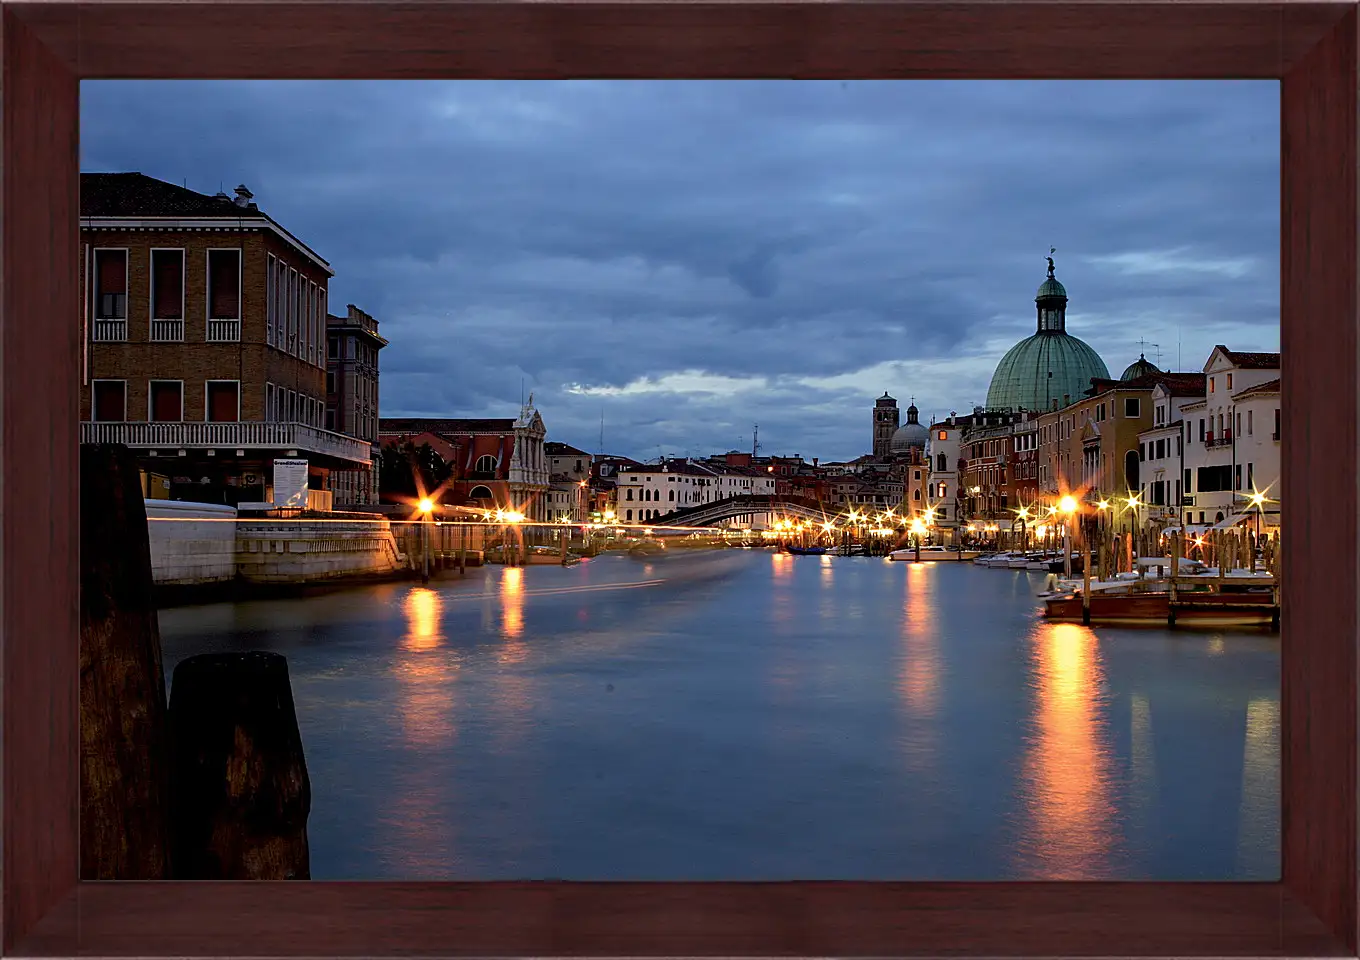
168, 651, 312, 880
80, 443, 172, 880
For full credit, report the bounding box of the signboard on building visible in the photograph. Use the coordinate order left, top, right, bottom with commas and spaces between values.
273, 458, 309, 508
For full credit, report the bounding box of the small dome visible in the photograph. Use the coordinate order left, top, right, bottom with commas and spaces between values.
1036, 275, 1068, 300
889, 421, 928, 453
1120, 353, 1161, 381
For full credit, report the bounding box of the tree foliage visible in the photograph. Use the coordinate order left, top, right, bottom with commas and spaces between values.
378, 442, 453, 503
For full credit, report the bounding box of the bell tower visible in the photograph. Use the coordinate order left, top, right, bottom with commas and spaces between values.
873, 392, 899, 460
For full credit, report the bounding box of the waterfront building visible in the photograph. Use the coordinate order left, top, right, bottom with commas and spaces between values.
1010, 414, 1040, 514
325, 304, 387, 506
587, 454, 642, 521
616, 458, 775, 528
79, 172, 372, 507
888, 400, 929, 458
872, 393, 900, 460
544, 442, 593, 522
1177, 346, 1280, 532
378, 396, 550, 519
985, 256, 1111, 414
926, 412, 972, 542
1134, 375, 1206, 527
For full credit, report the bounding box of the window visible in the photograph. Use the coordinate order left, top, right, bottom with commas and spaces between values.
1248, 410, 1254, 435
151, 249, 184, 320
149, 381, 183, 422
207, 250, 241, 319
1138, 443, 1146, 462
91, 380, 126, 422
1124, 397, 1140, 418
1247, 463, 1254, 490
939, 483, 947, 498
936, 453, 947, 472
1274, 408, 1281, 440
326, 372, 336, 394
1236, 412, 1241, 436
1226, 373, 1233, 390
669, 490, 675, 502
938, 431, 947, 441
475, 455, 497, 474
1235, 465, 1242, 490
1199, 419, 1205, 442
329, 337, 339, 359
205, 381, 240, 423
93, 250, 128, 320
913, 470, 921, 480
1184, 468, 1192, 493
1209, 377, 1216, 394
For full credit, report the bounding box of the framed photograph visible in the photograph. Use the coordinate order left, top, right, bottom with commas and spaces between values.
2, 2, 1354, 957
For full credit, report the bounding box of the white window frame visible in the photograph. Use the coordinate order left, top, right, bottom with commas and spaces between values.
205, 248, 243, 344
91, 378, 128, 422
266, 255, 276, 347
147, 379, 185, 422
148, 247, 186, 342
204, 379, 242, 423
266, 382, 275, 421
91, 247, 130, 341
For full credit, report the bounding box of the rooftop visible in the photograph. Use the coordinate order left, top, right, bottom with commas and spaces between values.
380, 418, 517, 435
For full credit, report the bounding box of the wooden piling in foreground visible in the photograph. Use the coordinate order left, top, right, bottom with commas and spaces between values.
168, 651, 312, 880
80, 443, 172, 880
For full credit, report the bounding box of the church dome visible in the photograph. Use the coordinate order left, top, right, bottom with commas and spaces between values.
889, 402, 928, 453
1120, 353, 1161, 381
985, 256, 1110, 412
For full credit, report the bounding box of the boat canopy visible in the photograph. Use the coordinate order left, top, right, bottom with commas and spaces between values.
1210, 513, 1253, 531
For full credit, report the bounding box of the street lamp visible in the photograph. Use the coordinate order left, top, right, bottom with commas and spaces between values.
909, 517, 927, 561
1058, 495, 1078, 577
418, 498, 434, 584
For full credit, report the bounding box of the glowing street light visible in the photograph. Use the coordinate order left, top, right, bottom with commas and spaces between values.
1058, 495, 1078, 515
418, 497, 434, 514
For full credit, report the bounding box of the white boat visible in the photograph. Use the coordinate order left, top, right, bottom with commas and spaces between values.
985, 553, 1015, 568
1007, 554, 1033, 569
890, 545, 982, 562
972, 553, 997, 565
1026, 553, 1056, 570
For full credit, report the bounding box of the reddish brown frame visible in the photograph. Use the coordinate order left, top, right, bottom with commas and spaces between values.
1, 1, 1355, 956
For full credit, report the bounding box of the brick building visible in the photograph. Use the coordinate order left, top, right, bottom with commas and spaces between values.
326, 304, 387, 505
379, 397, 550, 520
78, 172, 372, 505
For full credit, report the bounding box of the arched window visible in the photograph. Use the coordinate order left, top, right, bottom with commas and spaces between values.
669, 489, 675, 502
468, 485, 493, 501
474, 454, 497, 473
913, 489, 921, 501
1124, 449, 1140, 489
1215, 511, 1224, 523
626, 489, 634, 501
626, 509, 633, 521
937, 453, 947, 472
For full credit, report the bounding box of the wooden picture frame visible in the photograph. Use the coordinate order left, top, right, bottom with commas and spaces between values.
2, 2, 1355, 955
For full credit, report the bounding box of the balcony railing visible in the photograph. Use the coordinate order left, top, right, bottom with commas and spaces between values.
206, 318, 241, 342
1205, 434, 1233, 449
92, 319, 127, 342
80, 420, 371, 465
150, 318, 184, 342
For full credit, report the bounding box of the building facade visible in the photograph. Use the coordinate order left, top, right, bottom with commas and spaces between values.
1134, 376, 1206, 527
79, 173, 371, 506
926, 413, 970, 541
378, 397, 550, 520
544, 441, 593, 522
325, 304, 387, 505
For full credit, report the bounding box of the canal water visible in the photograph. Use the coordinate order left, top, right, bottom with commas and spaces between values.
158, 549, 1280, 881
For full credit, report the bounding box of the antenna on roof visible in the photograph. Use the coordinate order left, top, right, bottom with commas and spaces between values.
752, 423, 760, 458
599, 408, 604, 454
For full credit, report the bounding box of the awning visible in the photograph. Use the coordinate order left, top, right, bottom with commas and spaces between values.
1211, 513, 1253, 531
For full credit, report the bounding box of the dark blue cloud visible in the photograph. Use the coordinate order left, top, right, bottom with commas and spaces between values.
81, 80, 1278, 462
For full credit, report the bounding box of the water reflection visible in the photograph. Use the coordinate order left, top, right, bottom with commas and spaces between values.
393, 588, 456, 749
1236, 698, 1280, 878
1019, 622, 1119, 877
501, 567, 525, 645
1128, 694, 1158, 841
898, 562, 940, 718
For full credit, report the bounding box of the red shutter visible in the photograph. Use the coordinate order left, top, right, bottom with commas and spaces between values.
209, 251, 240, 319
93, 382, 125, 422
97, 250, 126, 294
151, 382, 182, 421
152, 251, 183, 319
207, 382, 239, 422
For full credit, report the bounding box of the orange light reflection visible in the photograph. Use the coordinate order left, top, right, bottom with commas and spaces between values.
1018, 623, 1118, 877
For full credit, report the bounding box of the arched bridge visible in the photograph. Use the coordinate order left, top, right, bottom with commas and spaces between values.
660, 495, 837, 528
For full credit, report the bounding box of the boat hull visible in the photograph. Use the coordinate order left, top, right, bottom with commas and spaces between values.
1044, 589, 1277, 627
889, 549, 980, 562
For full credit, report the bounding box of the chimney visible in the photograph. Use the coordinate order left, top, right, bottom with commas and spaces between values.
813, 457, 819, 467
233, 184, 254, 208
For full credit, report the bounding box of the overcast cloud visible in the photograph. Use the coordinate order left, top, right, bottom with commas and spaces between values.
81, 80, 1279, 462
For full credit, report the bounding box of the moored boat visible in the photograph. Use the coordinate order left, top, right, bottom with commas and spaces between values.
786, 545, 829, 556
889, 545, 981, 562
1042, 587, 1277, 627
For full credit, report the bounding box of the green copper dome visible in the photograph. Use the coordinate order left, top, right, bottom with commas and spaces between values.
1120, 353, 1161, 381
985, 256, 1111, 412
1036, 276, 1067, 299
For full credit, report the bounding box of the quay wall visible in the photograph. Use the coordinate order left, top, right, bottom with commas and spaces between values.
146, 501, 238, 585
145, 500, 408, 586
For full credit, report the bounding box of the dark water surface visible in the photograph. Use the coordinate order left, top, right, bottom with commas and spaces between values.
158, 549, 1280, 881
